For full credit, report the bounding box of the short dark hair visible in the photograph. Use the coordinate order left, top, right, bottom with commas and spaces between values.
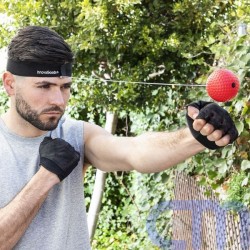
8, 26, 74, 65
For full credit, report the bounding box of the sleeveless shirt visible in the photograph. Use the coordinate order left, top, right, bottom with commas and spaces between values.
0, 115, 91, 250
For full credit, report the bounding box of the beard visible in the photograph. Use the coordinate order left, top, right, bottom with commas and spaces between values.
15, 93, 64, 131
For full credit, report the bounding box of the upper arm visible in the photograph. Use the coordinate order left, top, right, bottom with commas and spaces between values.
83, 121, 135, 172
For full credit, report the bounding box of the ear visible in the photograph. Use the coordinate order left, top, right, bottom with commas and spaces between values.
2, 71, 15, 96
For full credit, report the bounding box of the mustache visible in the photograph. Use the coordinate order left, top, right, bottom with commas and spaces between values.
41, 106, 64, 113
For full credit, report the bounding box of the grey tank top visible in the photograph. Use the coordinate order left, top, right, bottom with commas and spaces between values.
0, 116, 91, 250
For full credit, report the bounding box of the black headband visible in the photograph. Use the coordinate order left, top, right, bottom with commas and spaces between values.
6, 59, 72, 77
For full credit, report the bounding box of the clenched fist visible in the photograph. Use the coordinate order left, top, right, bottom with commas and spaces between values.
39, 137, 80, 181
186, 101, 238, 149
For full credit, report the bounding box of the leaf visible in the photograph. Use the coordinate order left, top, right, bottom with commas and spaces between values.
198, 177, 207, 186
241, 160, 250, 171
234, 101, 244, 114
152, 89, 158, 96
207, 170, 218, 179
211, 183, 220, 190
246, 118, 250, 129
235, 121, 244, 135
239, 53, 250, 65
241, 177, 249, 187
243, 192, 250, 201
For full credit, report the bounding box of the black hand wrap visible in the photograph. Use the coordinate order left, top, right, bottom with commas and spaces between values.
39, 137, 80, 181
186, 101, 238, 149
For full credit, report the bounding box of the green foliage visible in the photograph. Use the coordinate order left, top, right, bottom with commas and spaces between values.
226, 170, 250, 207
0, 87, 9, 114
85, 169, 141, 249
188, 29, 250, 196
125, 170, 175, 249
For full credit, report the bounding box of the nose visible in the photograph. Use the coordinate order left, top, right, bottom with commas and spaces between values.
49, 88, 65, 107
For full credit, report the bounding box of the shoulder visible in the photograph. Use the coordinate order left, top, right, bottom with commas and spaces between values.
83, 121, 113, 145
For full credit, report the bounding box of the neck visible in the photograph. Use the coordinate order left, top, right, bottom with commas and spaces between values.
1, 109, 48, 138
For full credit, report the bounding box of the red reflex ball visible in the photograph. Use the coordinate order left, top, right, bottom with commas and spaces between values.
206, 68, 240, 102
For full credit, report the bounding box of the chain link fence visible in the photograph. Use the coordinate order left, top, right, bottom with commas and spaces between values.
172, 171, 250, 250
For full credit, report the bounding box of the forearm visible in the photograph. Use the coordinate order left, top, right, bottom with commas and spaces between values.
131, 127, 205, 173
0, 167, 59, 250
88, 127, 205, 173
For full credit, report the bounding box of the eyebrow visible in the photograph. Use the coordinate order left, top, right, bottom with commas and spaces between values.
35, 81, 72, 86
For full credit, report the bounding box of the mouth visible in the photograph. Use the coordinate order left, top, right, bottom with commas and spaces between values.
41, 107, 64, 115
44, 112, 61, 114
42, 111, 62, 117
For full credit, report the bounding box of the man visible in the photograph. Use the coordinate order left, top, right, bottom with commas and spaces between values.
0, 26, 238, 249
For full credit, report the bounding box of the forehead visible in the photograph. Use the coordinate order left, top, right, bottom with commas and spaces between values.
15, 75, 72, 85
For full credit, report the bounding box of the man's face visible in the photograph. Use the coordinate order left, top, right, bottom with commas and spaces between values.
14, 76, 72, 131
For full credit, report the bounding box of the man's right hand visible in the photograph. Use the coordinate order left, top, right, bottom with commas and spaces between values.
39, 137, 80, 181
186, 101, 238, 149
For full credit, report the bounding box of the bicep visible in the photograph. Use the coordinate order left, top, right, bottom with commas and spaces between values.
83, 122, 135, 172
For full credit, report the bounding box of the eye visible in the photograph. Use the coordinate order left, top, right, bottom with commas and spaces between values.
62, 84, 71, 90
38, 85, 50, 89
